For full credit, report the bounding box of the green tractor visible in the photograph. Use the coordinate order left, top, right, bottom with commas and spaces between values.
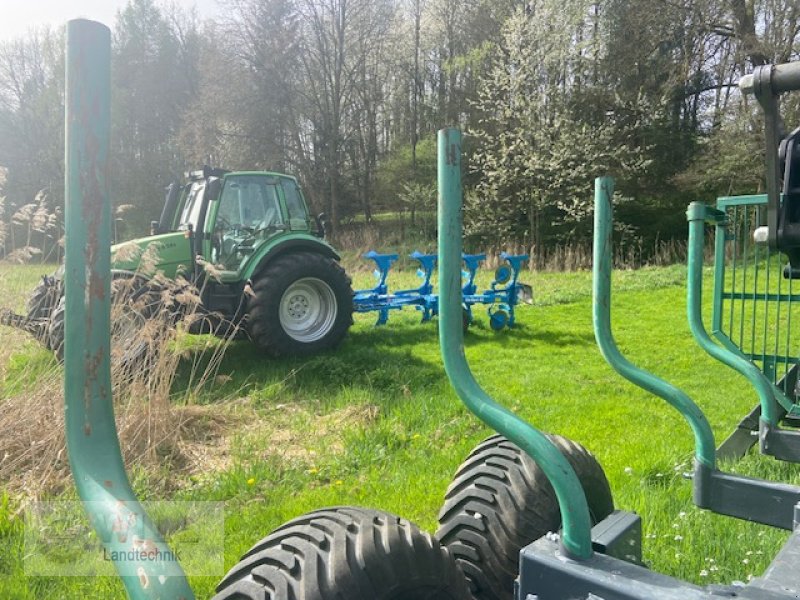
2, 166, 354, 359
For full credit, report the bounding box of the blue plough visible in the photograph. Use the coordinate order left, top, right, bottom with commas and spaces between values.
352, 251, 532, 330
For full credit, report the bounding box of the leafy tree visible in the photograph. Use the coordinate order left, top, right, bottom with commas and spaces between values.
111, 0, 200, 233
467, 4, 649, 247
398, 181, 436, 226
375, 136, 437, 209
0, 0, 798, 260
0, 27, 64, 256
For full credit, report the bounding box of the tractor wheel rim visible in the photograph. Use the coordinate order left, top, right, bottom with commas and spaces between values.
279, 277, 338, 343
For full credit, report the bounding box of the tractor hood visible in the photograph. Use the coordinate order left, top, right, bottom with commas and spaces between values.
110, 231, 193, 279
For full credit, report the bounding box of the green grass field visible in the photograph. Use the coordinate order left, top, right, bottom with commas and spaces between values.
0, 261, 798, 599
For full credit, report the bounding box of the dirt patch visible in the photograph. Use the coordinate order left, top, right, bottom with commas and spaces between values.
178, 401, 381, 482
256, 402, 379, 461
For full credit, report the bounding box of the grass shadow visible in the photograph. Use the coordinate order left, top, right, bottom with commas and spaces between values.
530, 327, 596, 347
172, 333, 447, 409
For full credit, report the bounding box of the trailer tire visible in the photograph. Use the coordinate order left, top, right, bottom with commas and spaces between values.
246, 252, 353, 357
547, 434, 614, 520
212, 506, 471, 600
435, 434, 613, 600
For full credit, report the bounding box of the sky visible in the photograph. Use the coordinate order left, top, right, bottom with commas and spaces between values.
0, 0, 224, 42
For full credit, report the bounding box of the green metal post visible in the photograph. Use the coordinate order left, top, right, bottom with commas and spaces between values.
593, 178, 716, 468
437, 128, 593, 560
64, 19, 194, 599
686, 202, 779, 427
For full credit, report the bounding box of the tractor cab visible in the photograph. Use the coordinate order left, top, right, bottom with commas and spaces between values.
113, 167, 318, 283
172, 168, 313, 273
199, 172, 312, 273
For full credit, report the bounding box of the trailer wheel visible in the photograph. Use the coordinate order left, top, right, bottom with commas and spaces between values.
547, 434, 614, 520
247, 252, 353, 356
212, 506, 471, 600
436, 434, 613, 600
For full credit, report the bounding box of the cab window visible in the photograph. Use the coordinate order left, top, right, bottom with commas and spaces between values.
281, 179, 309, 223
178, 183, 205, 230
213, 175, 284, 269
218, 176, 283, 230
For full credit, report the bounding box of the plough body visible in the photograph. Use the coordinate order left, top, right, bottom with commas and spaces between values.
353, 250, 532, 329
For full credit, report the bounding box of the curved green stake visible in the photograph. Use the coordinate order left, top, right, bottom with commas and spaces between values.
437, 128, 593, 560
64, 19, 194, 599
593, 178, 716, 468
686, 202, 778, 426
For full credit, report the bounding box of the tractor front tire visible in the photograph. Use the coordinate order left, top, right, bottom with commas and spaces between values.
246, 252, 353, 357
436, 433, 613, 600
212, 506, 471, 600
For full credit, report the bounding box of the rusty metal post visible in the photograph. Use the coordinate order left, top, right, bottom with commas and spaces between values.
64, 19, 194, 599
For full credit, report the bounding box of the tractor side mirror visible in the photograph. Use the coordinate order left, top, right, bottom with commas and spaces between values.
114, 218, 124, 243
206, 177, 222, 201
315, 212, 328, 238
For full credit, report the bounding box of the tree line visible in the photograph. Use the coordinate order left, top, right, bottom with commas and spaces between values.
0, 0, 798, 262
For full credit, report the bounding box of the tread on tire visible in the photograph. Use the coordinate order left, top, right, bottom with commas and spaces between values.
436, 433, 613, 600
213, 506, 471, 600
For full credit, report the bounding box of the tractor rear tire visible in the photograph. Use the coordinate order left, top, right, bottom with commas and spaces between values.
435, 434, 613, 600
212, 506, 471, 600
246, 252, 353, 357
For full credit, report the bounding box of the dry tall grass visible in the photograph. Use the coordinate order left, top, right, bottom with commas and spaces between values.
0, 262, 240, 499
333, 221, 695, 273
471, 237, 690, 272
